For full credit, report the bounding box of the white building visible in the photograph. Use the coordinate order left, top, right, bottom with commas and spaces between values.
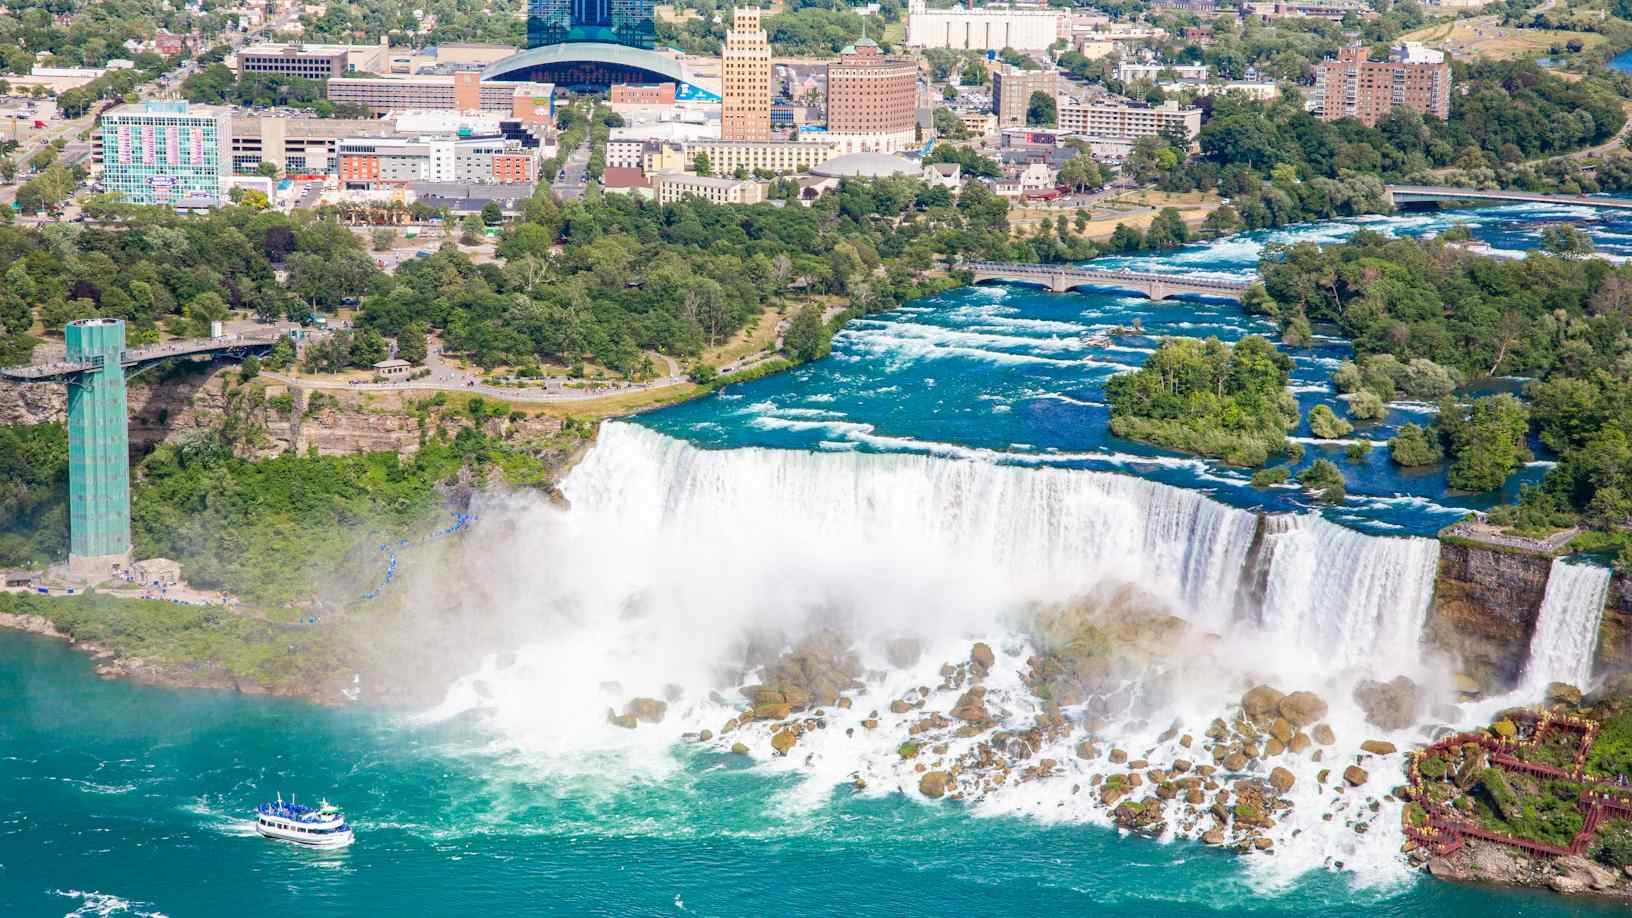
1115, 62, 1211, 83
906, 0, 1066, 51
1056, 98, 1202, 143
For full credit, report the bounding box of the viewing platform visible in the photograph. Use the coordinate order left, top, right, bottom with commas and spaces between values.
0, 331, 286, 384
963, 262, 1255, 301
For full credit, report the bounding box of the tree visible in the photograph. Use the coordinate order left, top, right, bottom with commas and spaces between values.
460, 213, 485, 245
1307, 404, 1353, 439
1300, 459, 1346, 503
481, 200, 504, 226
1389, 423, 1443, 467
255, 161, 281, 178
1347, 390, 1386, 421
239, 355, 261, 382
1444, 394, 1532, 491
1540, 224, 1594, 259
350, 328, 389, 367
1144, 207, 1189, 250
396, 323, 428, 366
1026, 90, 1057, 127
784, 303, 829, 362
694, 152, 713, 176
372, 227, 398, 252
1057, 155, 1103, 193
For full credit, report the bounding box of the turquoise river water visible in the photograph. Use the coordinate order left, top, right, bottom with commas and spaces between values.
5, 204, 1631, 916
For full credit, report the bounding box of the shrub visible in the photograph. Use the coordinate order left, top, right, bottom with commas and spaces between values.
1251, 465, 1290, 488
1389, 423, 1444, 467
1307, 404, 1353, 439
1300, 459, 1346, 503
1347, 389, 1386, 421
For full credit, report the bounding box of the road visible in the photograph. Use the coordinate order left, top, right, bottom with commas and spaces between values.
551, 134, 593, 200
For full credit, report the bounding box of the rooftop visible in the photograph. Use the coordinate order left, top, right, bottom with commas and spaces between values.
811, 151, 919, 178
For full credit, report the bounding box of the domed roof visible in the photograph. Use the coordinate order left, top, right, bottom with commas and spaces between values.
811, 151, 919, 179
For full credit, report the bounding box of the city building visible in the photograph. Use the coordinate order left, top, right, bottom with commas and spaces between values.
98, 101, 231, 207
722, 7, 772, 141
327, 72, 554, 121
227, 114, 386, 174
480, 0, 710, 94
1055, 97, 1202, 142
824, 39, 918, 153
528, 0, 655, 50
1115, 62, 1210, 83
906, 0, 1066, 51
992, 64, 1059, 128
652, 172, 767, 204
1241, 0, 1374, 19
1314, 43, 1451, 126
610, 82, 676, 105
336, 134, 537, 187
601, 166, 653, 198
235, 41, 393, 78
685, 138, 839, 175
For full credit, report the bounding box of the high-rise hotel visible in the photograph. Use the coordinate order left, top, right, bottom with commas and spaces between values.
98, 101, 231, 207
721, 7, 772, 141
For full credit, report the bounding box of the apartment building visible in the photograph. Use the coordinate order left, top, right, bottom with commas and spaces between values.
991, 65, 1059, 128
337, 135, 536, 187
1056, 98, 1202, 142
1314, 43, 1451, 126
906, 0, 1066, 51
235, 41, 392, 78
327, 72, 555, 121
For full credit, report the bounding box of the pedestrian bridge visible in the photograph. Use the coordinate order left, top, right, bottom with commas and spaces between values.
963, 262, 1255, 301
1385, 185, 1632, 211
0, 330, 284, 383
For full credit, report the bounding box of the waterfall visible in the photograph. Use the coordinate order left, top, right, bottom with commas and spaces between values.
1255, 514, 1441, 668
562, 424, 1444, 658
1522, 558, 1613, 690
564, 423, 1262, 629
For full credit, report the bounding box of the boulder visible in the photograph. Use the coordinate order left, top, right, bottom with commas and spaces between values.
1353, 676, 1420, 731
1360, 739, 1397, 756
606, 710, 638, 729
1289, 732, 1311, 754
889, 699, 913, 715
1075, 740, 1100, 760
920, 770, 952, 799
1453, 672, 1482, 697
1241, 685, 1284, 719
951, 686, 992, 723
1269, 767, 1295, 793
1224, 752, 1248, 771
1546, 682, 1583, 707
1109, 748, 1128, 764
731, 742, 750, 755
1493, 719, 1517, 740
1269, 718, 1295, 744
1312, 723, 1336, 746
1202, 828, 1226, 846
697, 729, 714, 742
771, 730, 797, 755
1343, 765, 1369, 787
970, 642, 996, 672
754, 702, 792, 721
624, 697, 669, 724
1277, 691, 1328, 728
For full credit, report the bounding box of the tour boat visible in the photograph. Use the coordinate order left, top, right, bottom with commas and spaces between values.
254, 794, 355, 849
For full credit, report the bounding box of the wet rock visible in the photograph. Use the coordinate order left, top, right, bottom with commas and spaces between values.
697, 729, 714, 742
1312, 723, 1336, 746
970, 642, 996, 672
1493, 719, 1517, 740
889, 699, 913, 715
606, 710, 638, 729
1343, 765, 1369, 786
1224, 752, 1248, 771
1269, 718, 1295, 744
1109, 748, 1128, 764
1202, 828, 1226, 845
1288, 732, 1311, 755
1269, 767, 1295, 793
1277, 691, 1327, 728
1252, 837, 1273, 851
1353, 676, 1420, 731
1453, 672, 1481, 697
920, 770, 952, 799
771, 730, 797, 755
624, 697, 669, 724
951, 686, 992, 723
1546, 682, 1583, 707
1360, 740, 1397, 756
837, 696, 853, 710
755, 702, 792, 721
1265, 739, 1284, 756
862, 718, 879, 729
1075, 741, 1100, 760
1241, 685, 1284, 719
731, 742, 749, 755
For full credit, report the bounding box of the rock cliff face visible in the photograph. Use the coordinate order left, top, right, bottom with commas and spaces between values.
1595, 576, 1632, 678
1, 369, 561, 457
1423, 541, 1552, 691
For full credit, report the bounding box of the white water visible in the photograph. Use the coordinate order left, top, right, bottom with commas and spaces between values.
1522, 558, 1613, 691
422, 424, 1469, 888
1255, 514, 1442, 668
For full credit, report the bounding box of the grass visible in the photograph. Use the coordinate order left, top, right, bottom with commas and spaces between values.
702, 304, 785, 366
0, 590, 348, 691
1588, 709, 1632, 779
1401, 16, 1606, 60
530, 382, 707, 423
